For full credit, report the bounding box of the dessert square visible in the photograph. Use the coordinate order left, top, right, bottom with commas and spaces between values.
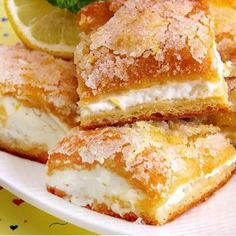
75, 0, 229, 128
0, 45, 79, 163
47, 120, 236, 225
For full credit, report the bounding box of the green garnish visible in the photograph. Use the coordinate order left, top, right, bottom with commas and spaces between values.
47, 0, 98, 13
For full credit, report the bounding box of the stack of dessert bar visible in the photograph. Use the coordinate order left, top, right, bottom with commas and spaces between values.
46, 0, 236, 225
0, 0, 236, 225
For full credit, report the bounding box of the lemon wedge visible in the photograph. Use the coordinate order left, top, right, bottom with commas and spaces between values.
4, 0, 80, 59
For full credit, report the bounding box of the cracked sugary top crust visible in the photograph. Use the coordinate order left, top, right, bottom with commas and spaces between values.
0, 46, 79, 125
48, 120, 235, 198
209, 0, 236, 62
75, 0, 219, 101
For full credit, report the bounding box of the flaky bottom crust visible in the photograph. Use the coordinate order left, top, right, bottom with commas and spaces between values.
47, 164, 236, 225
0, 138, 48, 164
80, 96, 229, 128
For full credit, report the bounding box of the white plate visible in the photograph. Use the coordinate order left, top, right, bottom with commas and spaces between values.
0, 151, 235, 235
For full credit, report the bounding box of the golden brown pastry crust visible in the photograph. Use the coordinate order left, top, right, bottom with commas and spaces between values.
75, 0, 218, 101
0, 45, 78, 126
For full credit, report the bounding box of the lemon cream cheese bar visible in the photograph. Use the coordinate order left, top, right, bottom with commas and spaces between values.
47, 121, 236, 225
75, 0, 229, 128
0, 46, 78, 163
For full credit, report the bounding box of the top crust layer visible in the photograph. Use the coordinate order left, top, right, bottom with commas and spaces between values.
209, 0, 236, 62
75, 0, 218, 101
0, 46, 79, 125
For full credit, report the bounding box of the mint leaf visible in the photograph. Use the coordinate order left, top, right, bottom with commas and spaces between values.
47, 0, 98, 13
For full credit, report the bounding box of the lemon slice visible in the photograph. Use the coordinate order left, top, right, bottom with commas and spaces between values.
4, 0, 80, 59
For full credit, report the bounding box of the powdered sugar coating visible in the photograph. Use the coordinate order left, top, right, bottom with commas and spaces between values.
91, 0, 209, 61
0, 46, 78, 124
75, 0, 217, 99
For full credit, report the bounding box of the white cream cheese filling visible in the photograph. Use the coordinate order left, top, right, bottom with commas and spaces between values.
47, 166, 145, 216
0, 96, 69, 150
82, 79, 224, 117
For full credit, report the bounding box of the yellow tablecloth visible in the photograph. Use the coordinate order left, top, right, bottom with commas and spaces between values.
0, 2, 93, 235
0, 187, 92, 234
